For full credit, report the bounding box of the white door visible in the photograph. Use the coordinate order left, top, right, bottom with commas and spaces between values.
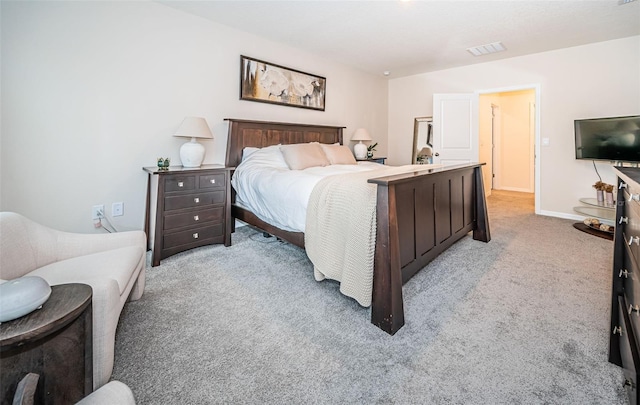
432, 93, 478, 165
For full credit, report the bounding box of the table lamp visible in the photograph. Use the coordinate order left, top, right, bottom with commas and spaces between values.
173, 117, 214, 168
417, 146, 433, 164
351, 128, 372, 160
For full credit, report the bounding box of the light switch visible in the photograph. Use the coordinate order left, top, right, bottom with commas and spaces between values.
542, 137, 550, 146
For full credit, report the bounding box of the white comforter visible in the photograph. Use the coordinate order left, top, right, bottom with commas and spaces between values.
231, 145, 384, 232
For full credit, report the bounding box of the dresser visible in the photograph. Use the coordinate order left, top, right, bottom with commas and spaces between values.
143, 165, 233, 267
609, 167, 640, 404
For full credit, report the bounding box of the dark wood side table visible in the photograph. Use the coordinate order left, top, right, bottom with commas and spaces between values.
357, 156, 386, 164
142, 165, 234, 266
0, 283, 92, 405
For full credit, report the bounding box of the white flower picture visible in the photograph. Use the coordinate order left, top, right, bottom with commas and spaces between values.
241, 55, 326, 111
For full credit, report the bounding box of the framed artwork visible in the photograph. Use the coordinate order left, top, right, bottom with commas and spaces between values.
240, 55, 326, 111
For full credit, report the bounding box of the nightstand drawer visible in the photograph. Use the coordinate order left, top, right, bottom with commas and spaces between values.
163, 207, 224, 230
165, 176, 196, 192
199, 174, 226, 189
164, 190, 225, 211
163, 224, 223, 249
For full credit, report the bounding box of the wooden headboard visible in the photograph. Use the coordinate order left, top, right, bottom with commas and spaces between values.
224, 119, 345, 167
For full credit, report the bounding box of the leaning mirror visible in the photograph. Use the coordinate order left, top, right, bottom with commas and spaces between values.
412, 116, 433, 164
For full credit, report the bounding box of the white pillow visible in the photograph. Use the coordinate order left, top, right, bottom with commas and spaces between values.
320, 144, 357, 165
242, 147, 261, 161
280, 143, 331, 170
240, 144, 288, 168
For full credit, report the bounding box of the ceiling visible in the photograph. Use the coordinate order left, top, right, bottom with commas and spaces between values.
159, 0, 640, 78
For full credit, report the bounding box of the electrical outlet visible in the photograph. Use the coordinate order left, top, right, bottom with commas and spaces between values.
92, 204, 104, 220
112, 202, 124, 217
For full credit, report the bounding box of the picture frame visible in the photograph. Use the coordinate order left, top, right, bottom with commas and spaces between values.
240, 55, 326, 111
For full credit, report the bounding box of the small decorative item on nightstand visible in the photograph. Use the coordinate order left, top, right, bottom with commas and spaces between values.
157, 157, 170, 171
367, 142, 377, 158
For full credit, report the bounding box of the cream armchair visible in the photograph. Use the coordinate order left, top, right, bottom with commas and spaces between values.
0, 212, 146, 390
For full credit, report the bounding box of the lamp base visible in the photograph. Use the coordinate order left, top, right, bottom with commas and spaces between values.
354, 141, 367, 160
180, 138, 206, 168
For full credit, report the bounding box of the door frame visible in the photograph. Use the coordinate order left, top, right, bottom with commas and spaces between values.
491, 103, 501, 190
476, 84, 541, 214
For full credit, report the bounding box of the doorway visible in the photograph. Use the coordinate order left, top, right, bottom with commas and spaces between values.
479, 86, 538, 212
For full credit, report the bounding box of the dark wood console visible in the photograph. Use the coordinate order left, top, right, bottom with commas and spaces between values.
609, 167, 640, 404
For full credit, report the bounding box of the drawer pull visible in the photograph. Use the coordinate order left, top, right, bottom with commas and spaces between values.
178, 181, 184, 188
619, 182, 628, 190
620, 216, 629, 224
194, 197, 200, 204
613, 326, 623, 336
629, 304, 640, 316
193, 233, 199, 239
194, 215, 199, 221
629, 193, 640, 202
620, 269, 629, 278
210, 179, 216, 184
629, 236, 640, 246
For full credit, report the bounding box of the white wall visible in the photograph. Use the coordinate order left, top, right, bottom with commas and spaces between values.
388, 36, 640, 219
1, 1, 388, 232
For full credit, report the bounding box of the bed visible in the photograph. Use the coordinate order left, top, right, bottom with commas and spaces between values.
225, 118, 491, 335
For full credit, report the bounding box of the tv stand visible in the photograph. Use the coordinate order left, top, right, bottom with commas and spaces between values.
573, 197, 615, 240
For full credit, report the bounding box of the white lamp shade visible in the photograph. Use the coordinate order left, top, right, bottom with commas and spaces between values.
174, 117, 213, 139
351, 128, 372, 142
174, 117, 213, 168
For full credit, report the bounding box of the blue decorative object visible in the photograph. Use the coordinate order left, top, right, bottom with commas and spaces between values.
157, 157, 170, 171
0, 276, 51, 323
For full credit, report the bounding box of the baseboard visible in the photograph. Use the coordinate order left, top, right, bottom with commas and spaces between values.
495, 187, 534, 193
537, 209, 614, 225
538, 209, 584, 221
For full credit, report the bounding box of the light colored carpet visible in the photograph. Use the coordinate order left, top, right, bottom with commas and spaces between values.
112, 190, 628, 404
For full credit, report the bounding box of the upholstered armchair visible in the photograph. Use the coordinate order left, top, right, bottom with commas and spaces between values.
0, 212, 146, 390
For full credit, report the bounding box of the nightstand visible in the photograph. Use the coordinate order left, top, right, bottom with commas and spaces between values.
357, 156, 386, 164
143, 165, 233, 267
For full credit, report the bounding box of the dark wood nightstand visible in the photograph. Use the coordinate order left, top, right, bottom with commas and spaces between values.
0, 284, 93, 404
357, 156, 386, 164
143, 165, 233, 267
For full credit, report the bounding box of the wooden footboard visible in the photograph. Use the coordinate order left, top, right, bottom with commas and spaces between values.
224, 119, 490, 335
369, 163, 490, 334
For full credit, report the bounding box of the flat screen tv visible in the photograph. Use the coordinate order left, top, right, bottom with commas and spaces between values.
575, 115, 640, 163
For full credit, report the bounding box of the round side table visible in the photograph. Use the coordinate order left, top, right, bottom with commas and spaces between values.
1, 283, 92, 404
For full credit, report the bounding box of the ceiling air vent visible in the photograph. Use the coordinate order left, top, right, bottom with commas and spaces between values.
467, 41, 506, 57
